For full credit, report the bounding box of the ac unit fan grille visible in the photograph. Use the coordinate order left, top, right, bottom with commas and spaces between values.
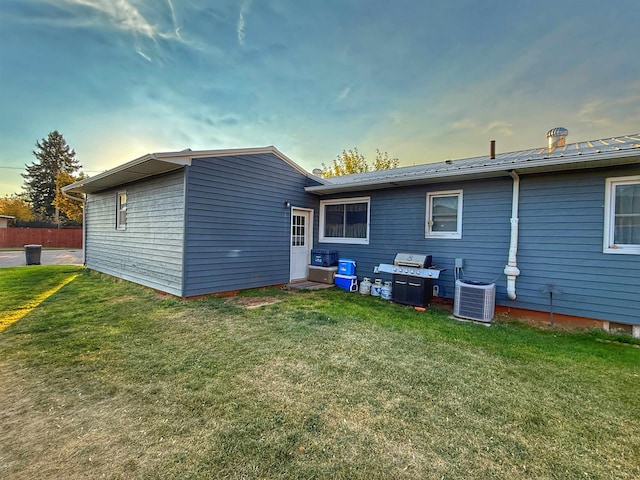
454, 280, 495, 322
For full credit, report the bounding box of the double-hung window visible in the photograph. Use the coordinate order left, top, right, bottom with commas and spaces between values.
604, 176, 640, 254
116, 191, 127, 230
319, 197, 370, 244
426, 190, 463, 239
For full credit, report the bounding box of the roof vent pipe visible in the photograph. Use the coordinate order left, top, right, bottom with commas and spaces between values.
547, 127, 568, 151
490, 140, 496, 159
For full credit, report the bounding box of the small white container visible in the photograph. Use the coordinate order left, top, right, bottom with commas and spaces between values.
359, 277, 372, 295
371, 279, 383, 297
381, 281, 392, 300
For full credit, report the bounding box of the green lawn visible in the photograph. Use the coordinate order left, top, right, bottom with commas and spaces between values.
1, 266, 638, 479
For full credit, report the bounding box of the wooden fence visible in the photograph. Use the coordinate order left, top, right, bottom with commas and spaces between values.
0, 228, 82, 248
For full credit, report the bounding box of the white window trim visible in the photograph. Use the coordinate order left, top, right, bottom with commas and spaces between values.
425, 190, 463, 239
319, 196, 370, 245
603, 175, 640, 255
116, 191, 127, 231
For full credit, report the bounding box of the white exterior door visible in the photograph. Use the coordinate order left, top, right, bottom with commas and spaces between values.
290, 208, 312, 281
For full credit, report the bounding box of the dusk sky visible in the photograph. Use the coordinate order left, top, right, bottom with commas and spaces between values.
1, 0, 639, 197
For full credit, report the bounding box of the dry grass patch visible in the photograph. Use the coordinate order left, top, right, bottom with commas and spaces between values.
228, 296, 283, 309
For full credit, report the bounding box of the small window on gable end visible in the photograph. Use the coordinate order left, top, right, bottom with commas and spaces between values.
426, 190, 462, 239
116, 191, 127, 230
604, 176, 640, 254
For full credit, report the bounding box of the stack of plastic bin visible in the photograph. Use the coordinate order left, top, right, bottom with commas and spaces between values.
334, 258, 357, 291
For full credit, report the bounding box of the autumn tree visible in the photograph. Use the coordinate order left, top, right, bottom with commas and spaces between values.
53, 171, 85, 224
321, 147, 399, 178
22, 130, 82, 222
0, 194, 35, 222
373, 149, 399, 171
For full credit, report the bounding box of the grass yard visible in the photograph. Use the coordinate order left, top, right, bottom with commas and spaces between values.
1, 267, 639, 479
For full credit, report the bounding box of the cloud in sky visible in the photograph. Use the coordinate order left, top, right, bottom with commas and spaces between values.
237, 2, 249, 45
43, 0, 163, 39
0, 0, 639, 196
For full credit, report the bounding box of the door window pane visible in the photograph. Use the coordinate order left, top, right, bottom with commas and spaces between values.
292, 214, 306, 246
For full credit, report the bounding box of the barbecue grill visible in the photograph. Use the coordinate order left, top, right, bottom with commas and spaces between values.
376, 253, 442, 307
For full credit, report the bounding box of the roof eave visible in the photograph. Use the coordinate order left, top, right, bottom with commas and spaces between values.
305, 150, 640, 195
63, 146, 329, 194
62, 154, 191, 194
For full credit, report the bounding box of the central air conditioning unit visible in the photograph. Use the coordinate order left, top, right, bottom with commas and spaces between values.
454, 279, 496, 323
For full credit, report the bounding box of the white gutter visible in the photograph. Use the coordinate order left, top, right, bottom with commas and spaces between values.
504, 171, 521, 300
61, 189, 86, 266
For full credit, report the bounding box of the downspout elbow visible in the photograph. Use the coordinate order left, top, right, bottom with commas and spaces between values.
504, 264, 520, 300
62, 189, 85, 203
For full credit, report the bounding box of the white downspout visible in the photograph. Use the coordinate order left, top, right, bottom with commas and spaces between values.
504, 171, 521, 300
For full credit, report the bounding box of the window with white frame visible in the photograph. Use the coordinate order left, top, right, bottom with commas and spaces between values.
426, 190, 463, 239
116, 191, 127, 230
319, 197, 370, 244
604, 175, 640, 254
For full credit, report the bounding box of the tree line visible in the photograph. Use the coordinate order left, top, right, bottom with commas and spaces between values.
0, 131, 84, 225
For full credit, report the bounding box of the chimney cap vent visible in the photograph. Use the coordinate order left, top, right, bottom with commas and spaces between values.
546, 127, 568, 138
547, 127, 569, 150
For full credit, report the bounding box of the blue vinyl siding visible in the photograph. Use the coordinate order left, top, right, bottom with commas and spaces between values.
84, 171, 185, 296
315, 167, 640, 325
513, 167, 640, 324
182, 153, 319, 296
316, 178, 513, 300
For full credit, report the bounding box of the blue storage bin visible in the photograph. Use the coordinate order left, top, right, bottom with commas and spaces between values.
311, 249, 339, 266
338, 258, 356, 275
335, 274, 358, 292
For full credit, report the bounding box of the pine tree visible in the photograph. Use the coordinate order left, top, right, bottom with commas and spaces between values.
22, 131, 81, 222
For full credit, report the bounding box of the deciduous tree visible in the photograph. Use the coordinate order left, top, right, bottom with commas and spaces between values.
0, 194, 35, 222
373, 149, 399, 171
321, 147, 399, 178
53, 171, 85, 224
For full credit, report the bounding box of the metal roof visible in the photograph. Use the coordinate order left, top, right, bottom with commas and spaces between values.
63, 146, 320, 194
306, 133, 640, 195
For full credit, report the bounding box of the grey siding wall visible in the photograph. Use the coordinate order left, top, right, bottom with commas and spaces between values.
85, 171, 185, 296
315, 166, 640, 325
183, 153, 318, 296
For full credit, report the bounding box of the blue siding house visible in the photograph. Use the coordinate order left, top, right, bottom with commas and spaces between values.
65, 147, 322, 297
307, 130, 640, 331
64, 131, 640, 332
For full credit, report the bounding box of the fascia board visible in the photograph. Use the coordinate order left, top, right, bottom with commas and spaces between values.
62, 155, 192, 194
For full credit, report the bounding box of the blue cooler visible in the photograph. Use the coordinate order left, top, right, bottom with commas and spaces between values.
311, 249, 339, 266
334, 274, 358, 292
338, 258, 356, 275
